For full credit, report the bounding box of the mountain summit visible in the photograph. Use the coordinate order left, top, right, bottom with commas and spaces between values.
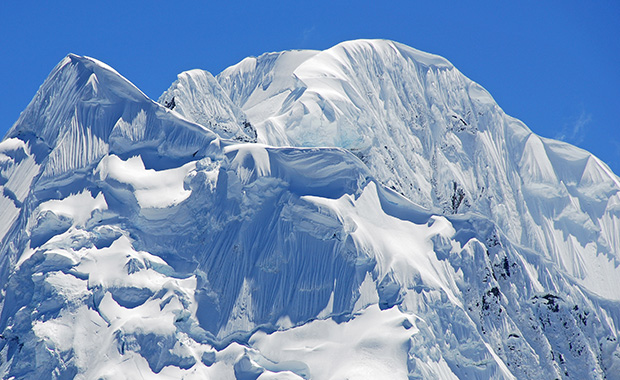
178, 39, 620, 300
0, 40, 619, 379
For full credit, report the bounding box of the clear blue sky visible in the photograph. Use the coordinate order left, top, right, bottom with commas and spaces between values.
1, 1, 619, 173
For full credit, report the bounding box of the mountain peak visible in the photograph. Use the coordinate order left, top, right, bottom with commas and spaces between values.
214, 39, 620, 301
1, 41, 619, 379
327, 38, 454, 69
64, 53, 119, 75
8, 53, 148, 141
6, 53, 218, 179
158, 68, 257, 142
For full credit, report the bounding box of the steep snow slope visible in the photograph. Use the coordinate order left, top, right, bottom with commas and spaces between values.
200, 39, 620, 301
158, 69, 257, 142
0, 45, 618, 379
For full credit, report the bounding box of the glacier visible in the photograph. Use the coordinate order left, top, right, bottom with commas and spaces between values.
0, 40, 618, 379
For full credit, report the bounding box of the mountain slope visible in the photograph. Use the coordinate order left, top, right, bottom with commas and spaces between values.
0, 43, 618, 379
213, 39, 620, 301
158, 69, 257, 142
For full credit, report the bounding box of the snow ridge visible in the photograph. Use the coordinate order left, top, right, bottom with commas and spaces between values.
159, 69, 257, 143
212, 39, 620, 301
0, 42, 618, 379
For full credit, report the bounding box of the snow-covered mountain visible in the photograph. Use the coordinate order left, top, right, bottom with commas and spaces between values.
0, 40, 619, 379
208, 40, 620, 302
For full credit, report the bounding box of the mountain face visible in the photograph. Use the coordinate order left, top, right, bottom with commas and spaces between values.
158, 69, 257, 143
212, 40, 620, 302
0, 41, 618, 379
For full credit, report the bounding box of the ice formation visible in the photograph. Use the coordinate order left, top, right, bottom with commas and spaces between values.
0, 40, 619, 379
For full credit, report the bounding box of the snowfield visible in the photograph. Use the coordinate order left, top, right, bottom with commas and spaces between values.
0, 40, 618, 379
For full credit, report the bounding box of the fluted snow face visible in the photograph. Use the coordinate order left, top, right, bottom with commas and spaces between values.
215, 39, 620, 301
158, 69, 257, 142
5, 54, 218, 179
0, 41, 619, 379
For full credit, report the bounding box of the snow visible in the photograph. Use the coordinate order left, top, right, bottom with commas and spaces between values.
249, 305, 415, 380
214, 38, 620, 302
158, 69, 256, 142
0, 41, 619, 379
304, 183, 462, 307
95, 155, 195, 209
36, 190, 108, 226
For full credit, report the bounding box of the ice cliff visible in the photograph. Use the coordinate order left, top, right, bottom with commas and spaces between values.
0, 40, 619, 379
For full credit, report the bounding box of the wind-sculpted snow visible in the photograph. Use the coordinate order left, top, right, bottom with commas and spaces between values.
159, 69, 257, 143
212, 39, 620, 302
0, 44, 618, 379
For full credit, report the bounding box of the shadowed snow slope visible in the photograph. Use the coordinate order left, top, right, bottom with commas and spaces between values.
0, 43, 618, 379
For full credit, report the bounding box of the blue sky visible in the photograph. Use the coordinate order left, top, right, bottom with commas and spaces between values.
1, 1, 619, 173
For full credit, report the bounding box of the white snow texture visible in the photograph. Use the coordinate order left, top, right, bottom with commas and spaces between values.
0, 40, 619, 379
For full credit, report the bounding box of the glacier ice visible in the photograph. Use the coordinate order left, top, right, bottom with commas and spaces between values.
213, 40, 620, 301
0, 41, 618, 379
